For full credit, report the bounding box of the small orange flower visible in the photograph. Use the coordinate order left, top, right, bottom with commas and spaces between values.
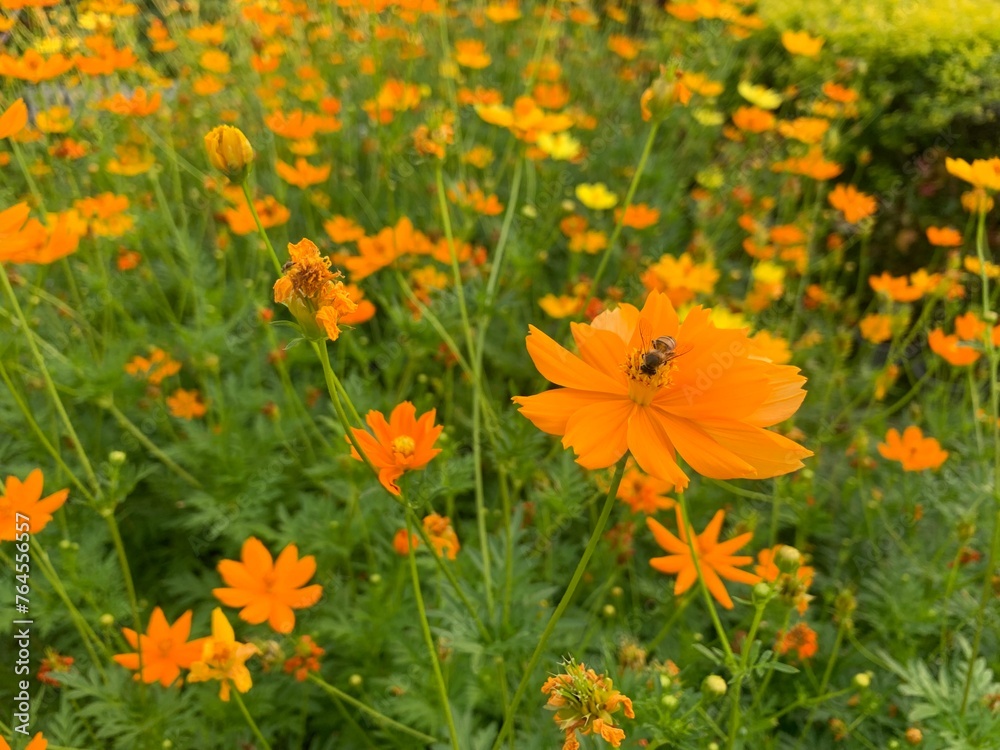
776, 622, 818, 661
214, 537, 323, 634
392, 528, 420, 556
187, 608, 259, 702
112, 608, 207, 687
273, 238, 358, 341
275, 157, 331, 189
647, 508, 760, 609
878, 426, 949, 471
732, 105, 775, 133
0, 732, 47, 750
1, 469, 68, 541
946, 157, 1000, 192
928, 328, 981, 366
513, 291, 811, 488
615, 203, 660, 230
423, 513, 460, 560
828, 184, 876, 223
616, 465, 675, 514
167, 388, 207, 420
348, 402, 443, 495
455, 39, 491, 69
283, 635, 325, 681
542, 659, 634, 750
926, 226, 963, 247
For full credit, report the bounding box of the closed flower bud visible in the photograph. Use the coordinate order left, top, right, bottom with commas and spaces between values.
109, 450, 126, 466
702, 674, 727, 700
204, 125, 254, 183
775, 545, 802, 573
661, 694, 679, 710
99, 613, 115, 627
853, 672, 872, 689
349, 674, 363, 687
905, 728, 922, 745
752, 581, 772, 604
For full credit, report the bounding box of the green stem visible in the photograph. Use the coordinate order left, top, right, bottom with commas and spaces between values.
678, 493, 736, 665
241, 181, 283, 275
490, 456, 628, 750
308, 673, 438, 744
100, 401, 202, 488
590, 121, 660, 297
960, 208, 1000, 714
232, 690, 272, 750
405, 510, 461, 749
0, 267, 100, 493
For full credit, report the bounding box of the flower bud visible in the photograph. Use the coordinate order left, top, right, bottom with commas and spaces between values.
109, 450, 126, 466
661, 694, 679, 710
640, 67, 689, 122
349, 674, 363, 688
99, 613, 115, 627
905, 728, 922, 745
752, 581, 772, 605
701, 674, 727, 700
775, 545, 802, 573
853, 672, 872, 689
204, 125, 254, 183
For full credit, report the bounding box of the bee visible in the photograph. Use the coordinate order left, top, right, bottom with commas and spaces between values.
640, 335, 679, 376
282, 260, 296, 273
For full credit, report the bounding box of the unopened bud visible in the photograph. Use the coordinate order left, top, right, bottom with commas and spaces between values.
702, 674, 727, 700
204, 125, 254, 184
905, 728, 922, 745
776, 545, 802, 573
109, 450, 126, 466
853, 672, 872, 689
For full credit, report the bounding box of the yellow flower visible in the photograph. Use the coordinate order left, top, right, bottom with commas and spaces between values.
575, 183, 618, 210
187, 608, 259, 702
537, 132, 581, 161
737, 81, 783, 110
946, 157, 1000, 192
204, 125, 254, 183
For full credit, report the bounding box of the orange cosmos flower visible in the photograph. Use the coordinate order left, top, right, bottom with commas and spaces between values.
213, 537, 323, 634
0, 98, 27, 139
732, 106, 775, 133
928, 328, 981, 366
828, 183, 876, 223
614, 203, 660, 229
423, 513, 461, 559
776, 622, 818, 661
222, 194, 290, 235
945, 157, 1000, 192
926, 226, 963, 247
0, 50, 74, 82
273, 238, 358, 341
755, 544, 815, 614
0, 733, 47, 750
616, 465, 675, 514
781, 30, 824, 58
324, 215, 366, 243
112, 608, 207, 687
125, 347, 181, 384
513, 291, 811, 488
0, 208, 84, 265
275, 157, 331, 188
283, 635, 325, 681
771, 147, 842, 180
1, 469, 68, 541
455, 39, 491, 69
348, 402, 443, 496
542, 659, 634, 750
187, 608, 259, 702
878, 426, 949, 471
476, 95, 574, 143
777, 117, 829, 144
647, 508, 760, 609
166, 388, 207, 419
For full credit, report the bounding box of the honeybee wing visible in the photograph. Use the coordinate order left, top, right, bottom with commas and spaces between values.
635, 318, 653, 350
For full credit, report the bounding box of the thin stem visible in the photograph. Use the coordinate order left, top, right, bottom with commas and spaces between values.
678, 493, 736, 665
406, 510, 461, 749
490, 456, 629, 750
0, 267, 99, 493
232, 690, 272, 750
590, 121, 660, 297
101, 401, 202, 488
308, 673, 438, 744
241, 181, 283, 275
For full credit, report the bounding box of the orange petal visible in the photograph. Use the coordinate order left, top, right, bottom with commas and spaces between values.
626, 408, 690, 488
525, 325, 627, 394
562, 398, 632, 468
512, 388, 616, 435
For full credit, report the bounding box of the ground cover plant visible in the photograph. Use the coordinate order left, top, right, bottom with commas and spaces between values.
1, 0, 999, 748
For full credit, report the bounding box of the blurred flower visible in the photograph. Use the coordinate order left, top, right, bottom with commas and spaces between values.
275, 157, 330, 188
878, 426, 949, 471
0, 98, 28, 139
616, 465, 675, 514
423, 513, 460, 560
166, 389, 207, 420
541, 659, 634, 750
348, 402, 443, 496
648, 508, 760, 609
776, 622, 818, 661
737, 82, 782, 110
283, 635, 324, 681
781, 30, 824, 58
214, 537, 323, 634
37, 652, 74, 687
946, 157, 1000, 192
928, 328, 981, 366
615, 203, 660, 229
1, 469, 68, 541
113, 608, 206, 687
926, 226, 962, 247
732, 106, 775, 133
575, 183, 618, 210
828, 184, 876, 223
187, 608, 259, 702
455, 39, 491, 68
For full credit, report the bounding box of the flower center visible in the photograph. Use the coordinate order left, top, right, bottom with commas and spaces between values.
287, 256, 335, 300
621, 345, 676, 407
392, 435, 416, 457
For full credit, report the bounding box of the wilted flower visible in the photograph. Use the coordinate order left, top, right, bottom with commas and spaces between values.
273, 238, 358, 342
541, 659, 634, 750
